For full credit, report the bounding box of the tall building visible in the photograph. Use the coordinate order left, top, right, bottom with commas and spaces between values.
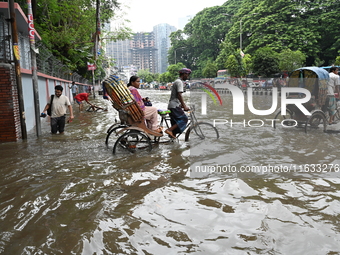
106, 39, 132, 72
130, 32, 157, 73
153, 23, 177, 74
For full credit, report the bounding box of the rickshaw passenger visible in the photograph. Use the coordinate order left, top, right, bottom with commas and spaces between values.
324, 67, 340, 124
127, 76, 162, 133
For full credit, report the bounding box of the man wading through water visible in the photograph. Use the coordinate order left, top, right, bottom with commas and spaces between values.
42, 85, 74, 134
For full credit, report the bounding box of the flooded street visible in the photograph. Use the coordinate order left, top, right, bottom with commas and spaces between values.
1, 90, 340, 254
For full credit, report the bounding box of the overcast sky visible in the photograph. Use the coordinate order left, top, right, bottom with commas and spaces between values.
117, 0, 227, 32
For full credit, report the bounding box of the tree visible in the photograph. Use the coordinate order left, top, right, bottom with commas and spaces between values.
225, 55, 240, 77
224, 49, 246, 77
252, 47, 280, 77
169, 5, 232, 74
137, 69, 152, 83
215, 40, 237, 70
242, 54, 253, 76
15, 0, 131, 79
166, 63, 186, 81
217, 0, 340, 67
334, 56, 340, 66
278, 49, 306, 72
159, 72, 172, 83
202, 60, 218, 78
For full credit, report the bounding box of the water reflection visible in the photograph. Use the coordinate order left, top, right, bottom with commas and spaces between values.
0, 90, 340, 254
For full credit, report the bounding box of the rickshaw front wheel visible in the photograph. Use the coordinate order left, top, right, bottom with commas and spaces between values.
273, 109, 294, 129
113, 130, 152, 154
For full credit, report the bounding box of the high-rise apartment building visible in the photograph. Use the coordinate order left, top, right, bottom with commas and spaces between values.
153, 23, 177, 74
106, 39, 132, 72
105, 21, 177, 74
130, 32, 157, 73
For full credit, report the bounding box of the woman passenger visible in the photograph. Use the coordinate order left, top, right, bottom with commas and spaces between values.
127, 76, 162, 133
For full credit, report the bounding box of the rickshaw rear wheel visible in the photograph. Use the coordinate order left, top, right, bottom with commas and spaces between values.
334, 108, 340, 121
305, 112, 327, 133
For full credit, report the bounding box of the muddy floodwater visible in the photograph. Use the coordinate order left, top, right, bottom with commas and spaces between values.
1, 90, 340, 254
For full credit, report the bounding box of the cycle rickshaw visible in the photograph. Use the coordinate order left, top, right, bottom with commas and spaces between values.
102, 75, 219, 154
273, 66, 337, 133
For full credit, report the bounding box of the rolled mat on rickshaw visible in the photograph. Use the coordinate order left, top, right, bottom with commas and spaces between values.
102, 75, 144, 123
102, 75, 162, 137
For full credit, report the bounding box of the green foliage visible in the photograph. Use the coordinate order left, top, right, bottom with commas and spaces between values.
223, 0, 340, 66
225, 49, 246, 77
278, 49, 306, 72
313, 57, 325, 67
215, 40, 236, 69
17, 0, 340, 79
167, 63, 186, 81
135, 69, 155, 83
137, 69, 151, 82
252, 47, 280, 77
334, 56, 340, 66
225, 55, 240, 77
152, 73, 160, 82
159, 72, 173, 83
15, 0, 130, 80
202, 60, 218, 78
158, 63, 186, 83
169, 5, 232, 74
242, 54, 253, 75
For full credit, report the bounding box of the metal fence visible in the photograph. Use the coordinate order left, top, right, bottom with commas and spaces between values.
0, 13, 12, 63
0, 14, 89, 84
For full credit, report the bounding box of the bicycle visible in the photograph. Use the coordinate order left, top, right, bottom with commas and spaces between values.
157, 105, 219, 142
105, 105, 220, 154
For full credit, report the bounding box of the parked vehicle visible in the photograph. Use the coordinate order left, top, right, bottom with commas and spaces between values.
273, 66, 336, 133
248, 82, 258, 88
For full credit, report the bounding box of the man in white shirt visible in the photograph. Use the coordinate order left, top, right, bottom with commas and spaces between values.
165, 68, 191, 138
42, 85, 74, 134
327, 67, 340, 124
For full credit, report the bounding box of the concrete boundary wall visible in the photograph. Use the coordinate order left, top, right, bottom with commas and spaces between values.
0, 66, 91, 142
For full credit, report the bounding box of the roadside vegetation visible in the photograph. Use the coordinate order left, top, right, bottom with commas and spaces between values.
14, 0, 340, 82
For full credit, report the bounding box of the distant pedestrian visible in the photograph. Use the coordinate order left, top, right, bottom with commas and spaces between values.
69, 81, 78, 101
326, 67, 340, 124
41, 85, 74, 134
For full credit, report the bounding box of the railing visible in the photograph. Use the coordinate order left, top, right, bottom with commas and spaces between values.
0, 13, 12, 63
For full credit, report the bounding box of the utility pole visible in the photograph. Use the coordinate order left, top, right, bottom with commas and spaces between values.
174, 47, 185, 65
9, 0, 27, 140
93, 0, 100, 99
223, 13, 257, 51
27, 0, 41, 136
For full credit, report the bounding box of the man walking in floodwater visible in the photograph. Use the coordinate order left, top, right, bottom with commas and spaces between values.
326, 67, 340, 125
165, 68, 191, 138
41, 85, 74, 134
